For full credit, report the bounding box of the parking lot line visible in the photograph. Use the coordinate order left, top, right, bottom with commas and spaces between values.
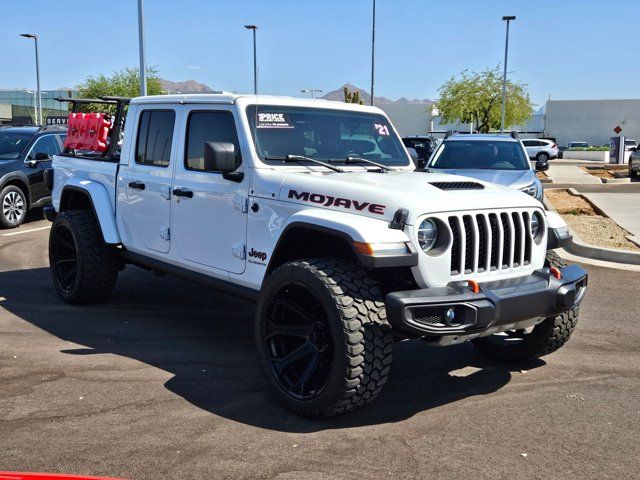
1, 225, 51, 237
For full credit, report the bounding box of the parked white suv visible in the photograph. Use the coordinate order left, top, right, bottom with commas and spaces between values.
522, 139, 558, 162
44, 94, 587, 417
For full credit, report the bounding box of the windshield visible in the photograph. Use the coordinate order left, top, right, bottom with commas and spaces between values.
0, 132, 33, 159
428, 140, 530, 170
246, 105, 410, 167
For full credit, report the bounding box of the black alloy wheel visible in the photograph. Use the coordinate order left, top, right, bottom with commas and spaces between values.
50, 222, 79, 294
263, 282, 333, 400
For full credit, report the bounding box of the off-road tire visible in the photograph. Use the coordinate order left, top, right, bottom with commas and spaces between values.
49, 210, 120, 304
256, 258, 392, 417
471, 250, 579, 363
0, 185, 28, 228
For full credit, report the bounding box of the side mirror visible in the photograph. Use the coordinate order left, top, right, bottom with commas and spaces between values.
203, 141, 243, 182
407, 147, 418, 161
535, 159, 549, 172
35, 152, 52, 161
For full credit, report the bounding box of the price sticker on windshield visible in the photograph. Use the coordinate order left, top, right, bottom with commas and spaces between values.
256, 112, 294, 128
374, 123, 390, 136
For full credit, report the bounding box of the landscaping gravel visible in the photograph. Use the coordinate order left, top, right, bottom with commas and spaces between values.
545, 189, 640, 251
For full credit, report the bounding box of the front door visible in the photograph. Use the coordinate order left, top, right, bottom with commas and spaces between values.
117, 106, 180, 254
171, 107, 247, 274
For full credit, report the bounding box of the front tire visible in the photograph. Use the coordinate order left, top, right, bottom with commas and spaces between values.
49, 210, 120, 304
0, 185, 27, 228
256, 259, 392, 417
537, 152, 549, 162
471, 250, 579, 363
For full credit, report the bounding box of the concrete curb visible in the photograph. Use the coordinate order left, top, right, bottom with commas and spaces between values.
543, 196, 640, 265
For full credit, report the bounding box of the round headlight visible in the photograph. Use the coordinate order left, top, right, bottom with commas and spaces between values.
418, 218, 438, 251
530, 213, 541, 237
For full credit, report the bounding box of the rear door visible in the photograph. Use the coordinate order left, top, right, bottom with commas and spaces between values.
170, 106, 248, 274
521, 140, 534, 158
117, 105, 180, 254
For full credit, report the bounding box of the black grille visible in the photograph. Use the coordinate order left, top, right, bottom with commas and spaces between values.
512, 212, 522, 267
448, 211, 536, 276
476, 215, 487, 273
523, 212, 531, 265
488, 213, 499, 270
429, 181, 484, 190
463, 215, 474, 273
500, 213, 511, 268
449, 217, 461, 275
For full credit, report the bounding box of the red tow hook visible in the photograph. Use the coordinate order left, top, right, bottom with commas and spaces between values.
467, 280, 480, 294
550, 267, 562, 280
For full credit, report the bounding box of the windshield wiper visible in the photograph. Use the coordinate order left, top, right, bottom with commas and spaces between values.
330, 156, 395, 172
265, 154, 344, 172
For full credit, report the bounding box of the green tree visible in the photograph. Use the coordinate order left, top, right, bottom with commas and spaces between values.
76, 67, 163, 112
343, 86, 364, 105
434, 67, 533, 133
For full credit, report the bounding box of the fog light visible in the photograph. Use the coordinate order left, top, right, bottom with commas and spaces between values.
446, 308, 456, 322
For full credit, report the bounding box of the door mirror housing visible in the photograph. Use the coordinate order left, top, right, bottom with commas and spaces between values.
35, 152, 52, 161
203, 141, 243, 182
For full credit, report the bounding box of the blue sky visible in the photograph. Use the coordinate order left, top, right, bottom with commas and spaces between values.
2, 0, 638, 106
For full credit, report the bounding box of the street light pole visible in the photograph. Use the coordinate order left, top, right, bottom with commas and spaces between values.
500, 15, 516, 133
244, 25, 258, 95
20, 34, 42, 125
137, 0, 147, 96
370, 0, 376, 106
301, 89, 323, 99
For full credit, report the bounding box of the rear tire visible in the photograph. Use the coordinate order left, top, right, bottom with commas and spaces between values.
256, 258, 392, 417
0, 185, 27, 228
471, 250, 579, 363
537, 152, 549, 162
49, 210, 120, 304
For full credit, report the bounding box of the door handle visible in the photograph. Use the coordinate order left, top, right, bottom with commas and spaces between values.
128, 181, 145, 190
172, 187, 193, 198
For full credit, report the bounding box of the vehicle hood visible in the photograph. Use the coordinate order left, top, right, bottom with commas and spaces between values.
0, 159, 21, 172
259, 169, 543, 225
428, 168, 535, 189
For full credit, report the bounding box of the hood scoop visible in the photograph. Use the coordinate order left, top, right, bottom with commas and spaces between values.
428, 181, 485, 190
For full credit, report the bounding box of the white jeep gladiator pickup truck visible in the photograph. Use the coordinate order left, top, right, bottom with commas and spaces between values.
44, 93, 587, 417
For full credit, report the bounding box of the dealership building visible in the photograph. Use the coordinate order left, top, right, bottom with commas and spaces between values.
379, 99, 640, 146
0, 89, 74, 125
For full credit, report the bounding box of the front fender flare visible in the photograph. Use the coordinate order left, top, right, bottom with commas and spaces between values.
270, 208, 416, 270
60, 181, 121, 244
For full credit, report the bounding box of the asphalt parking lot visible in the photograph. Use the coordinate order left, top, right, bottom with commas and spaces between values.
1, 214, 639, 479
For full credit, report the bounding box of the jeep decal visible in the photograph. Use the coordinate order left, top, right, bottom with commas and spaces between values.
287, 189, 386, 215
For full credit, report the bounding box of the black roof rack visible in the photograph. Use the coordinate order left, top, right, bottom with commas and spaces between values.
55, 96, 132, 159
510, 130, 519, 139
444, 130, 457, 139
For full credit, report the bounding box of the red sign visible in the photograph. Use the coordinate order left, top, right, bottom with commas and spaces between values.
613, 125, 622, 134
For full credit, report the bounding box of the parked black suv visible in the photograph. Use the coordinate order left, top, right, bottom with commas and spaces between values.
0, 125, 67, 228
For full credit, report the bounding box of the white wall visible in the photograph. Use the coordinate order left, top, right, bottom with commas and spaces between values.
545, 99, 640, 146
378, 104, 431, 136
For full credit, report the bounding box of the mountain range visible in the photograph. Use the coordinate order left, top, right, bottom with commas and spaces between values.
320, 83, 432, 105
157, 79, 431, 104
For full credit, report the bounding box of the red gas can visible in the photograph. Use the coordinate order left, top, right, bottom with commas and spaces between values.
64, 112, 112, 152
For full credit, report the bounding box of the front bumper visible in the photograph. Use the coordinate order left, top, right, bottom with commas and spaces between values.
386, 265, 588, 338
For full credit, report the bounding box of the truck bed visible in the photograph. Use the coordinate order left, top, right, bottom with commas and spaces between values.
51, 154, 119, 212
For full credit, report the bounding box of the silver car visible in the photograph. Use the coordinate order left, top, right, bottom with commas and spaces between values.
425, 133, 544, 202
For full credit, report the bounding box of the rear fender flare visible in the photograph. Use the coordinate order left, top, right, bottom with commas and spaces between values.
60, 181, 120, 244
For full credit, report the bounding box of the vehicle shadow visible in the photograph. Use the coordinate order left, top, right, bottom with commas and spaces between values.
0, 265, 545, 432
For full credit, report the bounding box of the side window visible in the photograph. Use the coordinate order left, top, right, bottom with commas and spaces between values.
28, 135, 60, 159
185, 111, 241, 171
135, 110, 175, 167
521, 140, 532, 147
